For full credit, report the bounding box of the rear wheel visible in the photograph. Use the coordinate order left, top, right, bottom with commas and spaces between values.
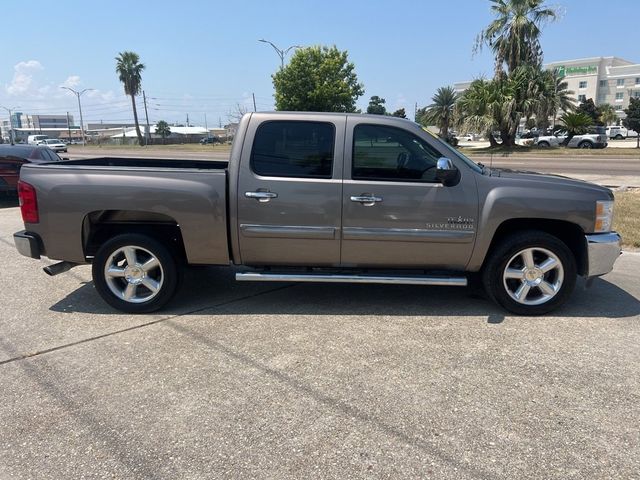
92, 234, 180, 313
482, 231, 576, 315
615, 134, 624, 140
537, 141, 550, 148
578, 141, 593, 149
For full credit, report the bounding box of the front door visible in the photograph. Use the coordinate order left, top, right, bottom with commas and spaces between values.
341, 118, 478, 270
237, 114, 345, 266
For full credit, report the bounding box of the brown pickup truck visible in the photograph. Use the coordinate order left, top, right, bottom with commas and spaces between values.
14, 112, 621, 315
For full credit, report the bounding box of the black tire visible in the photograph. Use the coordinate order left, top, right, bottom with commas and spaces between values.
537, 141, 550, 148
482, 230, 577, 316
578, 141, 593, 149
615, 134, 624, 140
92, 233, 180, 313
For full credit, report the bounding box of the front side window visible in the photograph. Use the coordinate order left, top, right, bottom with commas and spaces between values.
352, 124, 441, 182
251, 121, 334, 178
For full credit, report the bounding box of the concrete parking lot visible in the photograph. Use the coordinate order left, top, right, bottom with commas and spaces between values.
1, 204, 639, 479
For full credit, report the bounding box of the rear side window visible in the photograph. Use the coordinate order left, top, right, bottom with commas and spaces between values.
251, 121, 334, 178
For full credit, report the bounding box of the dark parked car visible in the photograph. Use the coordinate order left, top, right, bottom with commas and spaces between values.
199, 136, 220, 145
0, 145, 62, 193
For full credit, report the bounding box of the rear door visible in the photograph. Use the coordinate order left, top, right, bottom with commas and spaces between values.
341, 117, 478, 270
236, 114, 345, 266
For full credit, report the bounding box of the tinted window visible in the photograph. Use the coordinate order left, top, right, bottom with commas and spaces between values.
251, 121, 334, 178
0, 145, 37, 159
352, 124, 441, 182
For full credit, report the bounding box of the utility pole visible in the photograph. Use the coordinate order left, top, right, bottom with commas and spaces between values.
142, 90, 151, 146
66, 112, 72, 143
414, 102, 418, 122
60, 87, 93, 146
258, 39, 302, 69
204, 113, 210, 140
252, 93, 257, 112
1, 105, 20, 145
186, 113, 189, 127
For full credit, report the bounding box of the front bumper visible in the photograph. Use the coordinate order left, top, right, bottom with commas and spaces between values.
14, 230, 42, 259
585, 232, 621, 277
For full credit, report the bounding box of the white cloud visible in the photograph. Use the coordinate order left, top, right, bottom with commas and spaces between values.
61, 75, 81, 88
6, 60, 44, 95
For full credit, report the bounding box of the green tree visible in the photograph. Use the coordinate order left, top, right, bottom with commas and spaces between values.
559, 112, 591, 146
536, 69, 575, 128
115, 51, 146, 146
366, 96, 387, 115
392, 108, 407, 118
455, 78, 501, 148
598, 103, 617, 126
576, 98, 601, 125
622, 97, 640, 148
155, 120, 171, 144
475, 0, 559, 75
421, 86, 458, 138
272, 46, 364, 112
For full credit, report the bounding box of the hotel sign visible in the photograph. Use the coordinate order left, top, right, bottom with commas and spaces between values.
555, 65, 598, 77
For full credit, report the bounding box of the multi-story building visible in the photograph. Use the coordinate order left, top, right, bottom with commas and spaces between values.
454, 56, 640, 120
1, 113, 76, 142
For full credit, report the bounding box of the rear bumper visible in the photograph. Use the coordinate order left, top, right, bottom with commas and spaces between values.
13, 230, 42, 259
585, 232, 621, 277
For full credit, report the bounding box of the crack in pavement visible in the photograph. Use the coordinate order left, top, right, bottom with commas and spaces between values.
0, 283, 295, 366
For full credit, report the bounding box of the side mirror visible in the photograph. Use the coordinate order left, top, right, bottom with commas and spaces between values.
436, 157, 459, 186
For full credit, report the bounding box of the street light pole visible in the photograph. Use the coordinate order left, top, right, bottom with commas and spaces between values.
1, 105, 20, 145
258, 39, 302, 69
60, 87, 93, 146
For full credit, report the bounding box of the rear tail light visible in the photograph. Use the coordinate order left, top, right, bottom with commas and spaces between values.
18, 181, 39, 223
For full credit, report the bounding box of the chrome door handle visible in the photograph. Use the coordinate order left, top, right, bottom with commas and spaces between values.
350, 195, 383, 206
245, 191, 278, 203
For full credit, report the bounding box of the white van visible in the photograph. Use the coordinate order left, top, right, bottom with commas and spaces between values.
27, 135, 48, 145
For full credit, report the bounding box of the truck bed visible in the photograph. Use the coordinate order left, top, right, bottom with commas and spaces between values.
19, 157, 231, 266
59, 156, 229, 170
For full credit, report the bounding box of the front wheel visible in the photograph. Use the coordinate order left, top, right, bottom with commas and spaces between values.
482, 231, 576, 315
92, 234, 180, 313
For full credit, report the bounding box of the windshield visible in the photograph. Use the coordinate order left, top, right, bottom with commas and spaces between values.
419, 126, 483, 173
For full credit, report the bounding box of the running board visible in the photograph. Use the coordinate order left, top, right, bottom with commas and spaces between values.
235, 272, 467, 286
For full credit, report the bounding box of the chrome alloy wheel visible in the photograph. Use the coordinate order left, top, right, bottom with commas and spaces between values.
502, 247, 564, 306
104, 245, 164, 304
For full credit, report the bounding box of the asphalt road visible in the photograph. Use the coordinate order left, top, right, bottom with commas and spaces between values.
1, 206, 639, 479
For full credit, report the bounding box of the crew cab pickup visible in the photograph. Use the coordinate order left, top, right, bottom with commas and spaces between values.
14, 112, 621, 315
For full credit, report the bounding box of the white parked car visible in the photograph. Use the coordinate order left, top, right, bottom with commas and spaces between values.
455, 133, 476, 142
40, 138, 67, 153
534, 127, 608, 149
606, 126, 638, 139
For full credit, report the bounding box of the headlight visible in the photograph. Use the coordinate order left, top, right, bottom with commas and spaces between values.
595, 200, 614, 233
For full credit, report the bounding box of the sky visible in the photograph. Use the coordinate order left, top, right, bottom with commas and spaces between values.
1, 0, 637, 127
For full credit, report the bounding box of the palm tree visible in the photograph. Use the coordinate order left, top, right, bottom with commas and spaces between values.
538, 69, 575, 128
475, 0, 559, 75
422, 86, 458, 138
598, 103, 617, 126
155, 120, 171, 145
116, 51, 145, 146
455, 79, 501, 147
559, 112, 591, 146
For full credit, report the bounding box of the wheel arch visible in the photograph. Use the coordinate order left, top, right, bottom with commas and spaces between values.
82, 210, 187, 262
481, 218, 587, 276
